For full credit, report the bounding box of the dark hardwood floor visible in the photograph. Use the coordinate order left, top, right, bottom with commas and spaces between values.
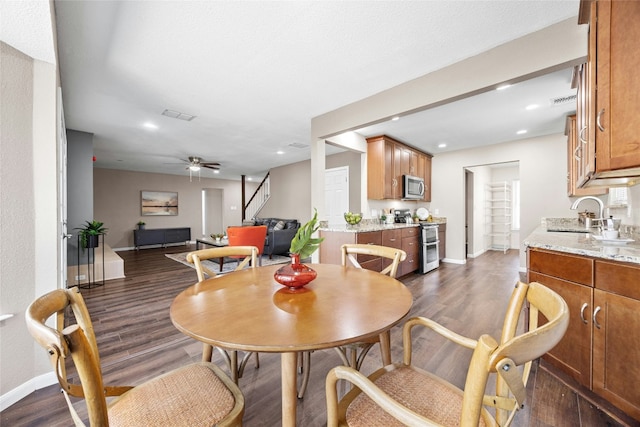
3, 245, 638, 426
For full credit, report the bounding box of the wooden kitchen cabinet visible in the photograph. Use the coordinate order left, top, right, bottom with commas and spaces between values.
528, 247, 640, 420
356, 231, 383, 271
566, 115, 606, 197
592, 260, 640, 419
437, 223, 446, 260
318, 230, 382, 270
424, 155, 432, 202
319, 227, 419, 276
366, 135, 398, 199
399, 227, 419, 277
366, 135, 432, 201
381, 228, 402, 272
576, 0, 640, 186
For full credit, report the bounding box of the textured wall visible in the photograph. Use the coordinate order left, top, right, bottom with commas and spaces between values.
1, 41, 36, 398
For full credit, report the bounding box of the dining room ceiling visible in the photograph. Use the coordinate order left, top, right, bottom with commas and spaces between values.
50, 0, 581, 181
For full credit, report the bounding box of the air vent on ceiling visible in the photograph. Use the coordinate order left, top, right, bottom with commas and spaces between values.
549, 94, 577, 107
288, 142, 309, 149
161, 109, 196, 121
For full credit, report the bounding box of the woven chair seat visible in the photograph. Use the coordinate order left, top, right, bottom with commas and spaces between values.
345, 366, 489, 427
108, 363, 237, 427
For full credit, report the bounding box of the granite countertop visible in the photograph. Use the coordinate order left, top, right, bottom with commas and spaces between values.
523, 218, 640, 264
319, 217, 446, 233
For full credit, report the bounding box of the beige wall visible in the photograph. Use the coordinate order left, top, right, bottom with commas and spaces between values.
93, 168, 257, 249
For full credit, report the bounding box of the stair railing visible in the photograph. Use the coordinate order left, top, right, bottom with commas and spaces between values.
243, 172, 270, 221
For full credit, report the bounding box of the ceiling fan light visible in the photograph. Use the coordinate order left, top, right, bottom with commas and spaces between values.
189, 165, 201, 172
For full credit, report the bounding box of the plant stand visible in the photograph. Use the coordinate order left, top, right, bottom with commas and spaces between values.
77, 234, 105, 289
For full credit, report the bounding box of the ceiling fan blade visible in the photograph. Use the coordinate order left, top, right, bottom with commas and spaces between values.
201, 162, 220, 166
202, 164, 220, 170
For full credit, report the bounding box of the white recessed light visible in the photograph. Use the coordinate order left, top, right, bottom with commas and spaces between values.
391, 116, 400, 121
525, 104, 539, 111
143, 122, 158, 130
517, 130, 527, 135
213, 170, 219, 174
438, 143, 447, 148
247, 177, 253, 181
277, 150, 285, 155
496, 84, 511, 91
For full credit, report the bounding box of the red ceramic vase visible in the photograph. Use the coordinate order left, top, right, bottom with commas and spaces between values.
273, 253, 317, 289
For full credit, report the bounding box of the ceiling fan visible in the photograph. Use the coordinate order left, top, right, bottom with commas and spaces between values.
181, 156, 220, 171
178, 156, 221, 181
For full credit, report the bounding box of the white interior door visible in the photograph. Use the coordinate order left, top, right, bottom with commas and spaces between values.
325, 167, 349, 226
58, 89, 69, 288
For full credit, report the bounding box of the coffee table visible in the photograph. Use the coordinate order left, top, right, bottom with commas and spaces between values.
195, 237, 229, 271
170, 264, 413, 426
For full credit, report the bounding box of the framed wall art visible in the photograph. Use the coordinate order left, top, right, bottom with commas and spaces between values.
141, 191, 178, 216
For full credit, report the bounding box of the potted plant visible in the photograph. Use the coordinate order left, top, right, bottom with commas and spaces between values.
289, 208, 324, 261
137, 220, 146, 230
75, 220, 108, 250
211, 233, 224, 242
274, 208, 324, 289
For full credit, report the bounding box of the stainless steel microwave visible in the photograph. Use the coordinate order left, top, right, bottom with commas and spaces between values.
403, 174, 425, 199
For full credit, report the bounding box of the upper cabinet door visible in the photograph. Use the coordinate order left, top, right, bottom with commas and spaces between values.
594, 0, 640, 171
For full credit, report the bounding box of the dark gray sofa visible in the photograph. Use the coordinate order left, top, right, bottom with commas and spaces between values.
251, 218, 300, 258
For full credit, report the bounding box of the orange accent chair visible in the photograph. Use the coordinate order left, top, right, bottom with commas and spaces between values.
226, 225, 267, 265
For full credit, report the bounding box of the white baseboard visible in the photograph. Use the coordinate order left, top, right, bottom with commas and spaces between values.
442, 258, 466, 265
467, 249, 487, 259
0, 371, 57, 411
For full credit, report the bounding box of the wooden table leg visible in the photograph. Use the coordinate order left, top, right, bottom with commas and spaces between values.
218, 257, 224, 272
281, 352, 297, 427
379, 330, 392, 366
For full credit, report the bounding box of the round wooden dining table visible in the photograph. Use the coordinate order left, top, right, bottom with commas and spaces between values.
170, 263, 413, 427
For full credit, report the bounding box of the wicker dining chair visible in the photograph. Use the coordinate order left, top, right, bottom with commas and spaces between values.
186, 246, 260, 383
297, 244, 407, 399
326, 281, 569, 427
338, 243, 408, 369
26, 287, 244, 427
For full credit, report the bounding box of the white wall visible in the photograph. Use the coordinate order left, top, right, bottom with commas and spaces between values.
0, 41, 58, 408
433, 133, 571, 269
310, 18, 586, 234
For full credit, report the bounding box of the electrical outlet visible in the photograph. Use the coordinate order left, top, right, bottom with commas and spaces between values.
75, 274, 86, 280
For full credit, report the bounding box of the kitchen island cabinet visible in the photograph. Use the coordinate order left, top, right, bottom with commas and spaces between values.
527, 247, 640, 420
319, 224, 419, 276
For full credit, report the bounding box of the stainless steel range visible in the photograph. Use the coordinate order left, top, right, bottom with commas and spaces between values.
420, 224, 439, 273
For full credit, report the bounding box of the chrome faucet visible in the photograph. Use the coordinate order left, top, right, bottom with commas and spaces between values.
570, 196, 605, 222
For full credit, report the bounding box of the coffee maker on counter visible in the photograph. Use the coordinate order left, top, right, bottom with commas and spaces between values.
394, 209, 412, 224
